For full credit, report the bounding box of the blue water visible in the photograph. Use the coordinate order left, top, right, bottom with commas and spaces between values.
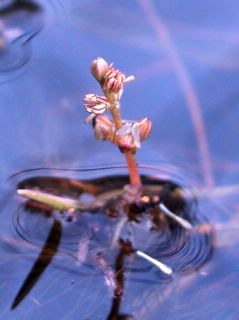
0, 0, 238, 319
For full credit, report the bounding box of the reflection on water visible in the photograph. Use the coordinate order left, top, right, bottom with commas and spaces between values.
11, 219, 62, 309
0, 0, 239, 319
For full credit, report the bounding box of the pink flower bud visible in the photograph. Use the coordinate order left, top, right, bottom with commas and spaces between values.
91, 57, 109, 83
102, 67, 125, 101
93, 115, 114, 141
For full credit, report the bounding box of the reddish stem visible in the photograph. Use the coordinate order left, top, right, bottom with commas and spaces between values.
124, 152, 142, 188
110, 104, 142, 190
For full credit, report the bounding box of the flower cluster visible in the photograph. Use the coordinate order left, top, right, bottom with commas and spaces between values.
83, 57, 152, 153
91, 57, 134, 102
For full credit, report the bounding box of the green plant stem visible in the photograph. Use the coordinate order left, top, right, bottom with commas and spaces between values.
110, 103, 142, 190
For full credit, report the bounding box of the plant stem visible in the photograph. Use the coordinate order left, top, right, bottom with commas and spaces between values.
125, 152, 142, 188
110, 103, 142, 190
110, 104, 123, 128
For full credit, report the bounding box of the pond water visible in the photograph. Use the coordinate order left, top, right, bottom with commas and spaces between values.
0, 0, 239, 319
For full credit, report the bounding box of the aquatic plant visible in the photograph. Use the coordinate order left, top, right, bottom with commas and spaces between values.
17, 57, 192, 231
84, 57, 152, 203
13, 58, 213, 314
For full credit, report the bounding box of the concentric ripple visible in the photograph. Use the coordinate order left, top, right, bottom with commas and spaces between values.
11, 166, 214, 279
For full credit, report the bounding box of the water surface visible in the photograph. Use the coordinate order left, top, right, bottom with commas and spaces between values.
0, 0, 239, 319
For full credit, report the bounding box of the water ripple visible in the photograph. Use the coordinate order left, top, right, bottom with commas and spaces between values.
11, 166, 214, 281
0, 0, 43, 78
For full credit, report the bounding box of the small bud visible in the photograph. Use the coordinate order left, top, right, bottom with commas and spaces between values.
93, 115, 114, 141
91, 57, 109, 83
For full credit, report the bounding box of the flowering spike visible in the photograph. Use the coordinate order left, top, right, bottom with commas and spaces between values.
83, 57, 152, 193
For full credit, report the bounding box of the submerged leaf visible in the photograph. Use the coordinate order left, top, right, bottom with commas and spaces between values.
17, 189, 102, 212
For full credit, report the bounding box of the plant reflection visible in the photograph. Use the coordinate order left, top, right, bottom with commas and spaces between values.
11, 220, 62, 309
